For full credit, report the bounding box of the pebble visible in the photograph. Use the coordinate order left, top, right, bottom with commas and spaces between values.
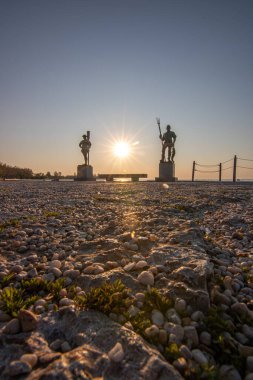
219, 365, 242, 380
246, 356, 253, 372
108, 342, 124, 362
135, 260, 148, 269
174, 298, 186, 314
151, 309, 164, 326
166, 309, 181, 325
179, 344, 192, 359
145, 325, 159, 338
18, 309, 38, 332
0, 310, 11, 322
199, 331, 211, 346
3, 318, 21, 334
191, 349, 208, 365
20, 353, 38, 368
61, 341, 71, 352
137, 271, 154, 286
124, 262, 135, 271
191, 310, 204, 321
8, 360, 32, 376
184, 326, 199, 346
173, 357, 187, 372
50, 339, 64, 351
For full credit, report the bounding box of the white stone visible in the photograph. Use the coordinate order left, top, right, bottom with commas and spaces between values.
192, 349, 208, 365
50, 260, 61, 268
108, 342, 124, 362
145, 325, 159, 338
174, 298, 186, 313
135, 260, 148, 269
124, 262, 135, 271
137, 271, 154, 286
151, 309, 164, 326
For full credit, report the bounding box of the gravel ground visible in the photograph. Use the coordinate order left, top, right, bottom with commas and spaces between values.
0, 181, 252, 379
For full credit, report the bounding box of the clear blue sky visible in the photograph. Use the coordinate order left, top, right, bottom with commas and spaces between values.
0, 0, 252, 179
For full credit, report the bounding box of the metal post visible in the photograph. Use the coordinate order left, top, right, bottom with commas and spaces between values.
192, 161, 195, 182
233, 155, 237, 182
219, 163, 222, 182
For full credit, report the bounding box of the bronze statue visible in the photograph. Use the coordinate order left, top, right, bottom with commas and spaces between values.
156, 118, 176, 162
79, 132, 91, 165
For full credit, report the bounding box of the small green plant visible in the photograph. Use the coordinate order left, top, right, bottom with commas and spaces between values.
21, 278, 49, 294
0, 287, 38, 317
0, 219, 20, 232
129, 311, 152, 335
143, 288, 173, 313
164, 343, 180, 361
43, 211, 60, 218
75, 280, 132, 315
21, 278, 65, 301
0, 273, 15, 288
204, 306, 235, 336
48, 278, 66, 301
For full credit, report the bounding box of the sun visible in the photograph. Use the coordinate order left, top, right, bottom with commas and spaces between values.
113, 141, 130, 158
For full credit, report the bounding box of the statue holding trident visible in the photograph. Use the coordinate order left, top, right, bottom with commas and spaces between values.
156, 118, 177, 162
79, 131, 91, 165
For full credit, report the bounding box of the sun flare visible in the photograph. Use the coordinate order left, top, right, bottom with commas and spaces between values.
113, 141, 130, 158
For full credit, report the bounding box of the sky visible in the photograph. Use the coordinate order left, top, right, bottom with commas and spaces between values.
0, 0, 253, 180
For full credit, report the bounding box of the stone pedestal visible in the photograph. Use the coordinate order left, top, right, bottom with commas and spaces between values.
75, 165, 94, 181
156, 161, 176, 182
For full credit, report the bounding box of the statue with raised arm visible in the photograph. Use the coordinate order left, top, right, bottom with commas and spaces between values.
156, 118, 177, 162
79, 132, 91, 165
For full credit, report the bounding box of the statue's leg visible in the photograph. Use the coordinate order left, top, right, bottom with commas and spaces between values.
172, 147, 176, 162
161, 144, 166, 162
168, 146, 171, 162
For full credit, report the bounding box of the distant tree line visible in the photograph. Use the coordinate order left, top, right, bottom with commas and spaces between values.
0, 162, 73, 180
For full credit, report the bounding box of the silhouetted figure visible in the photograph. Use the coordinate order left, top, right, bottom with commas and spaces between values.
160, 124, 176, 162
79, 134, 91, 165
156, 119, 176, 162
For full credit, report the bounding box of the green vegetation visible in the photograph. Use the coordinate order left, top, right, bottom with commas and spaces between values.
0, 219, 20, 232
0, 287, 38, 317
0, 273, 15, 288
203, 306, 245, 374
43, 211, 61, 218
0, 278, 66, 317
143, 287, 172, 313
164, 342, 180, 361
75, 280, 132, 315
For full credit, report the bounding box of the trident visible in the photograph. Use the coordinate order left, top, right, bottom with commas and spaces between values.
156, 117, 162, 140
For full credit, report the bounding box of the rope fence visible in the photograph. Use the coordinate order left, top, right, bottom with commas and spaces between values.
192, 156, 253, 182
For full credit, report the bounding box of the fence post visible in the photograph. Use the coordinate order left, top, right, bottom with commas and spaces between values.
233, 155, 237, 182
192, 161, 195, 182
219, 163, 222, 182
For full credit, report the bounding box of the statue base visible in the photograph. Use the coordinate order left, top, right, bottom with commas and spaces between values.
155, 161, 176, 182
74, 165, 95, 181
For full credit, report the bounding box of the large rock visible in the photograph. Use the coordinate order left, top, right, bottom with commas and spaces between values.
26, 310, 182, 380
